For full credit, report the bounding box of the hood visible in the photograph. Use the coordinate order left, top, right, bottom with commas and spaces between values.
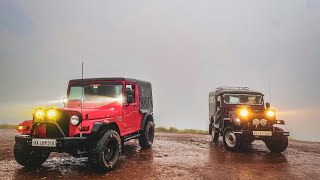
58, 107, 116, 120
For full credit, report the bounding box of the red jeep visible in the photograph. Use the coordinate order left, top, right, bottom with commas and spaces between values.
14, 77, 155, 172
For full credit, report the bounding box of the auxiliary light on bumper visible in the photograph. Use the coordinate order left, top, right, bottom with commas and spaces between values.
34, 108, 58, 121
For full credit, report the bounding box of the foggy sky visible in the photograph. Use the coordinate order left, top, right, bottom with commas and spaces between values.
1, 0, 320, 141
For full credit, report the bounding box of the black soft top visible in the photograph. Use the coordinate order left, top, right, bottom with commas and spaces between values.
69, 77, 153, 114
209, 87, 264, 96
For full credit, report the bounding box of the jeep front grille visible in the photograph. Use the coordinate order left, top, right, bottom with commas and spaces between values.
46, 111, 69, 138
32, 111, 70, 138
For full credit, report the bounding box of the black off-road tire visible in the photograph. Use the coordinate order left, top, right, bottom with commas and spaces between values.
211, 127, 219, 143
139, 121, 155, 149
88, 130, 122, 172
265, 127, 288, 153
14, 142, 50, 167
223, 126, 242, 151
209, 124, 212, 135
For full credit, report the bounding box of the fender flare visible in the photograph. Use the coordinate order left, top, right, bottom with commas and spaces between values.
91, 121, 120, 137
223, 118, 232, 129
140, 113, 154, 131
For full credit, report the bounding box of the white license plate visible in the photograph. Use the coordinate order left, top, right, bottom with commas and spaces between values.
32, 139, 57, 147
253, 131, 272, 136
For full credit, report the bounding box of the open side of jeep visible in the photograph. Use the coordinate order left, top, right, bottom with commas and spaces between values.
14, 77, 155, 172
209, 87, 289, 152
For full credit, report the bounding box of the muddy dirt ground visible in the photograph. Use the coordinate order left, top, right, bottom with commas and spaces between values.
1, 129, 320, 180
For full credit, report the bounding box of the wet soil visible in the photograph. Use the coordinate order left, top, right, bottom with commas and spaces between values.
0, 129, 320, 180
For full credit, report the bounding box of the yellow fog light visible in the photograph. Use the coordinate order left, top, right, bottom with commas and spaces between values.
267, 110, 275, 117
240, 109, 249, 117
47, 109, 57, 120
34, 108, 45, 119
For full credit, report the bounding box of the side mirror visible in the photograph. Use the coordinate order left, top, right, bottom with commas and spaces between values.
62, 97, 68, 107
266, 102, 270, 109
216, 101, 221, 108
127, 95, 134, 104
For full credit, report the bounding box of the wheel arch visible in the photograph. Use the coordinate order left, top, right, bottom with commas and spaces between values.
210, 116, 214, 125
223, 119, 232, 129
91, 122, 121, 138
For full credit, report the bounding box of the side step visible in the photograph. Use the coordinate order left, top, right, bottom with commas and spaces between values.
123, 132, 140, 142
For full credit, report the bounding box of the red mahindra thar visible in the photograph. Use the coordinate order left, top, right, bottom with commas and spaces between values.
14, 77, 155, 172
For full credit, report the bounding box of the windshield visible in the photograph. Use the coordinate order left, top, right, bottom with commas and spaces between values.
223, 94, 263, 105
68, 83, 123, 103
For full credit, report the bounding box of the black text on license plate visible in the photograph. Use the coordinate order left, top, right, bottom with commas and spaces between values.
32, 139, 57, 147
253, 131, 272, 136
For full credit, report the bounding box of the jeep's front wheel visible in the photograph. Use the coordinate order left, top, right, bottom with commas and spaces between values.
14, 142, 50, 167
88, 130, 121, 172
265, 127, 288, 153
139, 121, 155, 149
223, 127, 241, 151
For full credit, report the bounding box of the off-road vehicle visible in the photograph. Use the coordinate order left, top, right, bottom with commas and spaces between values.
209, 87, 289, 152
14, 77, 155, 171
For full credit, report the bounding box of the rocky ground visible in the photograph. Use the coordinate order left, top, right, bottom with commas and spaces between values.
1, 129, 320, 180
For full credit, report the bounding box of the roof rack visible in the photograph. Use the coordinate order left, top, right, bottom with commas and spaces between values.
216, 86, 249, 91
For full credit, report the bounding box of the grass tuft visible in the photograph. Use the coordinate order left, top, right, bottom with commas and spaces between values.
155, 126, 208, 134
0, 124, 17, 129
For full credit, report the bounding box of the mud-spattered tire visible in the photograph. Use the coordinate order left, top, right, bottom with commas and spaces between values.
208, 124, 212, 135
14, 142, 50, 167
211, 127, 219, 143
223, 126, 241, 151
139, 121, 155, 149
265, 127, 288, 153
88, 130, 122, 172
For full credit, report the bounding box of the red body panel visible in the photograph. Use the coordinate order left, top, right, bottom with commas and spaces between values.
17, 120, 32, 134
18, 80, 145, 138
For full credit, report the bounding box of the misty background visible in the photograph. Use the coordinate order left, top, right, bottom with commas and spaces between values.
0, 0, 319, 141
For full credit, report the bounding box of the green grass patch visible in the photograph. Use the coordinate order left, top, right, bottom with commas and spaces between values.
288, 137, 296, 141
155, 126, 208, 134
0, 124, 17, 129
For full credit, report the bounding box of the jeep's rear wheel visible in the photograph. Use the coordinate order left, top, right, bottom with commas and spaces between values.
223, 127, 241, 151
211, 127, 219, 143
139, 121, 155, 149
208, 124, 212, 135
265, 127, 288, 153
88, 130, 121, 172
14, 142, 50, 167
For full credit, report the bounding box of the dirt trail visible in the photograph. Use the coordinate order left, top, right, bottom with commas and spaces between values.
0, 129, 320, 180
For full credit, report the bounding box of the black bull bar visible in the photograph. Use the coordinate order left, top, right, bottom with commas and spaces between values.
15, 121, 87, 152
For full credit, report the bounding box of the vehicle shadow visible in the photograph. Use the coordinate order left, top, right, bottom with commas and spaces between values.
205, 140, 290, 179
12, 141, 156, 179
208, 140, 288, 164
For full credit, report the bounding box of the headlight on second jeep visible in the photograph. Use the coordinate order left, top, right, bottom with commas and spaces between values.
267, 110, 275, 118
70, 115, 80, 125
240, 109, 249, 118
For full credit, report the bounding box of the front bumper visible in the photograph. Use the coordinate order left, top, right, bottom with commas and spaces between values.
15, 134, 87, 152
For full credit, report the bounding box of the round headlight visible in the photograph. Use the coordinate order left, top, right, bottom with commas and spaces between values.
47, 109, 57, 120
240, 109, 249, 117
34, 108, 45, 119
70, 115, 80, 125
260, 119, 267, 126
252, 119, 260, 126
267, 110, 275, 117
